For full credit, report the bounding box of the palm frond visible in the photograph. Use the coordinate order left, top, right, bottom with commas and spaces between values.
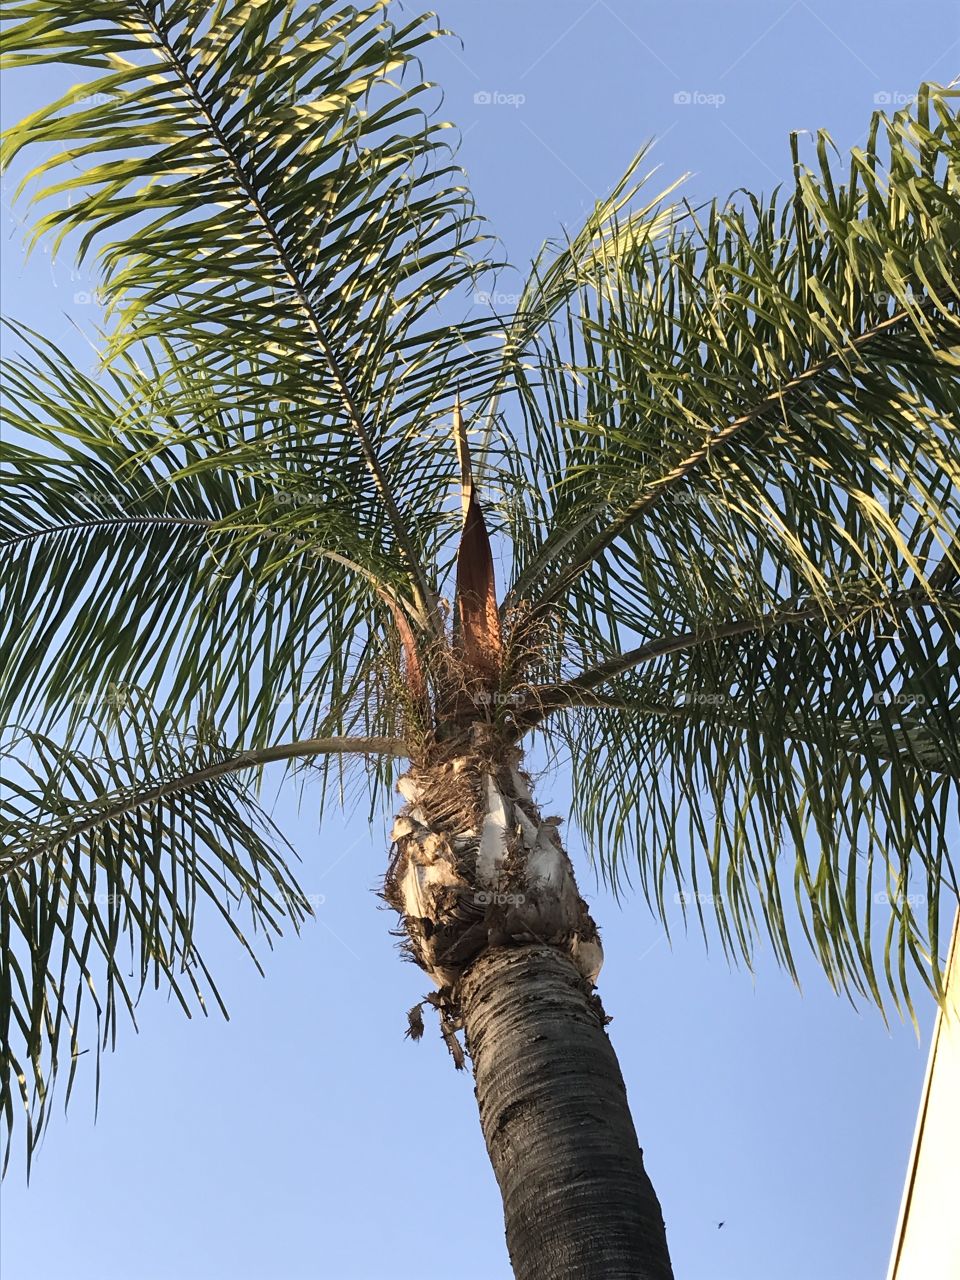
1, 0, 503, 621
503, 86, 960, 642
523, 579, 960, 1017
468, 151, 686, 569
495, 85, 960, 1012
1, 324, 413, 751
0, 696, 325, 1171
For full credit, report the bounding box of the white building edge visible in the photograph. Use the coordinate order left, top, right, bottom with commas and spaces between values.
886, 911, 960, 1280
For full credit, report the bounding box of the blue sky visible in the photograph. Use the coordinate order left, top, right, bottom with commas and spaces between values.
1, 3, 958, 1278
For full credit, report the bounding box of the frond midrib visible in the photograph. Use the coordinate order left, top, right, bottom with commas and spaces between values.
509, 299, 958, 612
547, 690, 958, 777
520, 584, 960, 729
126, 0, 438, 624
1, 733, 407, 879
1, 513, 217, 548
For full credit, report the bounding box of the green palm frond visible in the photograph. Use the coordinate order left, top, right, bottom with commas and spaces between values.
501, 147, 686, 351
1, 0, 502, 620
562, 694, 956, 1018
525, 585, 959, 1015
498, 85, 960, 1010
0, 695, 320, 1171
1, 324, 413, 748
1, 2, 503, 1162
472, 150, 687, 572
503, 86, 960, 639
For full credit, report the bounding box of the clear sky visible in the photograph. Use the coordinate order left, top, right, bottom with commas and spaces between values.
1, 3, 958, 1278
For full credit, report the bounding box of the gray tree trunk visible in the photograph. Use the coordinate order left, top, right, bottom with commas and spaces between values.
384, 749, 674, 1278
461, 944, 674, 1280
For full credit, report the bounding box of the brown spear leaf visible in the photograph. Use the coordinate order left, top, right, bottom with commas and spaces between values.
381, 593, 426, 703
455, 483, 503, 684
439, 394, 502, 700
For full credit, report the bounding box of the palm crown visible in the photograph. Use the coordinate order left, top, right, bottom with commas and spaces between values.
1, 0, 959, 1169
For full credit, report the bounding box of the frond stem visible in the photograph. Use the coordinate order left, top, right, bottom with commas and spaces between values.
517, 586, 958, 732
130, 1, 440, 631
1, 735, 407, 875
507, 304, 952, 612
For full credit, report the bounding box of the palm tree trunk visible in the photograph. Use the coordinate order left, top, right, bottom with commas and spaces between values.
384, 743, 674, 1279
462, 942, 674, 1280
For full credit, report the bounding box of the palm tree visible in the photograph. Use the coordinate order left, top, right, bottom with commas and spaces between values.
2, 3, 958, 1275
